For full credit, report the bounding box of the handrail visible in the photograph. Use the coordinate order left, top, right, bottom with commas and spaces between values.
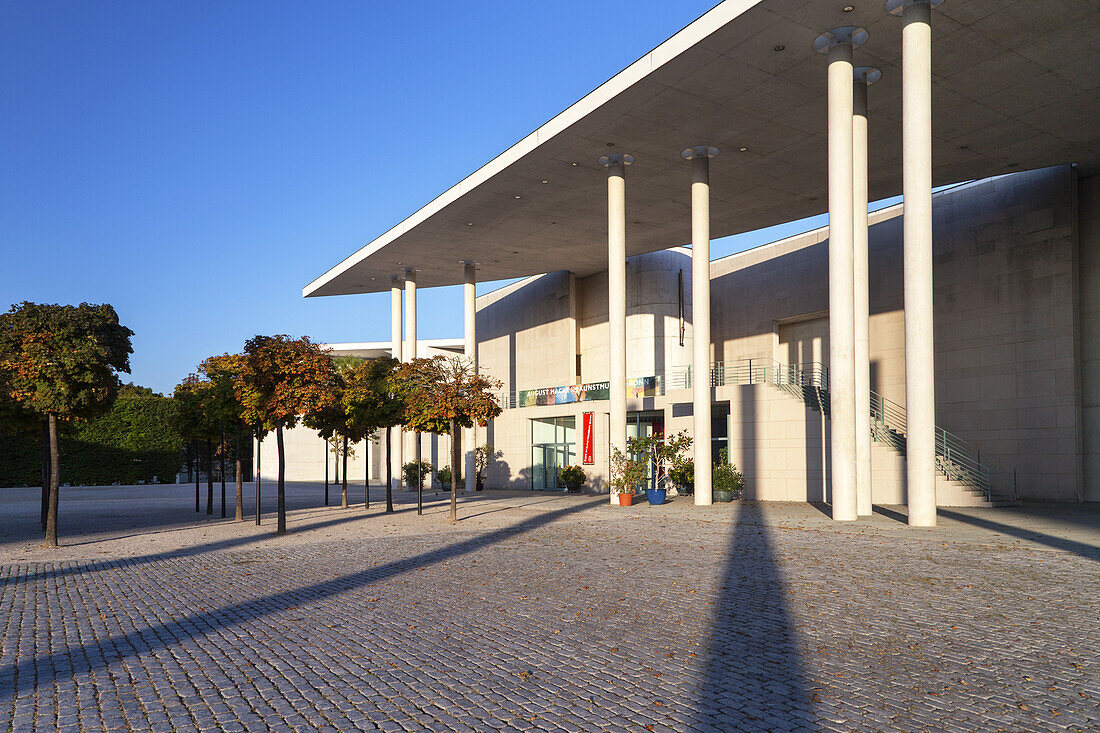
497, 357, 1017, 503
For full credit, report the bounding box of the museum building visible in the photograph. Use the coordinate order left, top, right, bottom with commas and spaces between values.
292, 0, 1100, 525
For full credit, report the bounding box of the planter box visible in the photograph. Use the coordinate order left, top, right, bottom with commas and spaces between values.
713, 490, 735, 503
617, 493, 634, 506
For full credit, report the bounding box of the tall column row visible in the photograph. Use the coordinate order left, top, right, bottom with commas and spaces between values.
385, 0, 941, 526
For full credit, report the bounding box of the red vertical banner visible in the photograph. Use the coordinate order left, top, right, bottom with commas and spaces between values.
582, 412, 595, 465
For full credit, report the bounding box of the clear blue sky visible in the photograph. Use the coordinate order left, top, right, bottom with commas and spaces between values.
1, 1, 890, 395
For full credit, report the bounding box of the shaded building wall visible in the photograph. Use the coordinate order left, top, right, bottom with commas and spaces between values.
1077, 172, 1100, 502
476, 167, 1082, 502
710, 166, 1080, 502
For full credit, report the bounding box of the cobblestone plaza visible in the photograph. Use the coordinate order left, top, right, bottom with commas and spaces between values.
1, 485, 1098, 732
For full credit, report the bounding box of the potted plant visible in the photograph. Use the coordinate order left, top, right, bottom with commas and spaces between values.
712, 449, 744, 503
559, 464, 586, 493
402, 460, 432, 490
609, 448, 645, 506
437, 466, 453, 491
669, 458, 694, 496
627, 430, 692, 505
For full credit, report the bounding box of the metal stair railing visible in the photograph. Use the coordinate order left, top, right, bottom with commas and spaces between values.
498, 357, 1017, 504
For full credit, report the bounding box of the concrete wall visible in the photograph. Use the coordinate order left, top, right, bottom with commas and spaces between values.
1077, 172, 1100, 502
477, 166, 1083, 503
709, 166, 1080, 502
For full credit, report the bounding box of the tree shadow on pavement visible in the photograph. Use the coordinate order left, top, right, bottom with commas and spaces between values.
4, 504, 423, 587
0, 497, 607, 700
691, 503, 817, 731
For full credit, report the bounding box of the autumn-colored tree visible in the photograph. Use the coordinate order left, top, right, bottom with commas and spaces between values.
235, 335, 333, 534
0, 302, 133, 546
304, 356, 356, 508
200, 353, 248, 521
395, 356, 501, 523
342, 356, 404, 512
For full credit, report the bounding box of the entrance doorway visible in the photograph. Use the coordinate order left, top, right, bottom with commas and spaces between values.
627, 411, 664, 491
530, 416, 576, 490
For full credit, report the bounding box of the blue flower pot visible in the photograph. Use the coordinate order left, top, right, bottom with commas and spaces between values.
646, 488, 667, 506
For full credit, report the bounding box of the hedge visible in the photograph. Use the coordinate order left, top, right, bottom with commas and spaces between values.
0, 390, 184, 487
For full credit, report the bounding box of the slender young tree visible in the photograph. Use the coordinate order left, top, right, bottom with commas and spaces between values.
0, 302, 133, 546
342, 356, 404, 513
173, 374, 218, 515
395, 356, 501, 524
236, 335, 333, 534
200, 353, 247, 521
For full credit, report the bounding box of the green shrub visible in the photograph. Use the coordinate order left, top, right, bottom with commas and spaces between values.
713, 449, 744, 498
559, 464, 585, 488
402, 460, 432, 489
437, 466, 453, 485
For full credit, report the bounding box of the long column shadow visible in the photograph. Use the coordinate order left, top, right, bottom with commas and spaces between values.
691, 503, 816, 730
936, 508, 1100, 561
0, 497, 606, 700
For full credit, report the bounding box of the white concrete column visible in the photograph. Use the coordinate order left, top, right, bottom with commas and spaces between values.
854, 67, 881, 517
682, 145, 719, 506
599, 152, 633, 505
889, 0, 940, 527
815, 26, 866, 522
390, 276, 404, 492
404, 268, 419, 471
462, 260, 478, 494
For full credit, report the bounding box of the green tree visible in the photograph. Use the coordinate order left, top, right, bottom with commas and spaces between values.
235, 335, 333, 534
172, 373, 219, 515
395, 356, 501, 523
0, 302, 133, 547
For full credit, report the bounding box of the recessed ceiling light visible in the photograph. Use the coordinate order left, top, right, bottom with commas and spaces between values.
774, 44, 785, 52
843, 5, 855, 12
466, 222, 474, 226
606, 142, 615, 147
958, 144, 969, 150
739, 146, 748, 152
514, 195, 522, 199
540, 180, 549, 184
570, 162, 579, 167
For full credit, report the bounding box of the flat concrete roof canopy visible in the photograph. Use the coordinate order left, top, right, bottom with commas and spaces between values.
304, 0, 1100, 297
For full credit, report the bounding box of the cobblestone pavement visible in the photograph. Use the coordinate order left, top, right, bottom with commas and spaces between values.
1, 488, 1098, 732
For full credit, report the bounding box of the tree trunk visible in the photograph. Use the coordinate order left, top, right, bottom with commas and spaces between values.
194, 439, 200, 512
324, 439, 329, 507
450, 419, 459, 524
385, 427, 393, 513
276, 423, 286, 534
44, 413, 60, 547
219, 422, 226, 518
255, 428, 261, 526
40, 420, 49, 531
205, 437, 213, 515
235, 422, 243, 521
341, 435, 349, 508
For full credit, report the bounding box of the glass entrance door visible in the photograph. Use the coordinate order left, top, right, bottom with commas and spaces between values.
530, 416, 576, 490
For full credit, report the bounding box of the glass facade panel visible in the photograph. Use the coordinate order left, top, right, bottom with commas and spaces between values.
530, 416, 576, 490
